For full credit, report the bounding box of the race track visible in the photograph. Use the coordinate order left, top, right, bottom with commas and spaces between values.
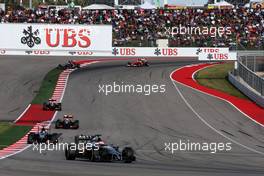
0, 59, 264, 176
0, 56, 70, 121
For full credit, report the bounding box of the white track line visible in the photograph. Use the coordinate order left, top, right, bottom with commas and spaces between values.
13, 104, 31, 123
0, 125, 39, 159
169, 65, 264, 155
0, 145, 32, 160
190, 64, 264, 128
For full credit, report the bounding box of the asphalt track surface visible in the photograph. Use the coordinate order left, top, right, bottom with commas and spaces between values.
0, 56, 72, 121
0, 59, 264, 176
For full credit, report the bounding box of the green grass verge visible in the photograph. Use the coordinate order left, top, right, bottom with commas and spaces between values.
195, 63, 248, 99
31, 68, 62, 104
0, 122, 31, 150
0, 68, 62, 149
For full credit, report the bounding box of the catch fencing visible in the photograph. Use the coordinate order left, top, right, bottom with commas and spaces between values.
235, 52, 264, 96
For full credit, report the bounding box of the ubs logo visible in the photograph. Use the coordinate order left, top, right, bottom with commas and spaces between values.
21, 26, 41, 48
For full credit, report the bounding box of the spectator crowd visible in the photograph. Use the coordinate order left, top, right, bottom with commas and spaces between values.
0, 6, 263, 49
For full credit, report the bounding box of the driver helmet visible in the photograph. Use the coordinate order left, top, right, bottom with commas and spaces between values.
96, 137, 104, 145
40, 126, 46, 133
98, 141, 105, 145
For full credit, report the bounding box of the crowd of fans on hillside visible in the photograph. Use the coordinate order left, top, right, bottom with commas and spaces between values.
0, 6, 263, 49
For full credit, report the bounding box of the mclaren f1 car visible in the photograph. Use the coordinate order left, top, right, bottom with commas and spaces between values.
65, 134, 136, 163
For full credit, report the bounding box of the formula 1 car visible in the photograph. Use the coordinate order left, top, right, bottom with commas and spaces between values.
27, 126, 61, 144
55, 115, 79, 129
57, 60, 80, 70
74, 134, 103, 144
43, 99, 62, 111
65, 134, 136, 163
127, 58, 149, 67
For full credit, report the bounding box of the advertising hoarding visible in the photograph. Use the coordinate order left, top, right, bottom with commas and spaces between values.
0, 24, 112, 52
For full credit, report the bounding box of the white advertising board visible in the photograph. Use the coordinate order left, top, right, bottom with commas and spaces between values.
110, 47, 236, 60
197, 48, 230, 60
0, 24, 112, 52
0, 47, 237, 60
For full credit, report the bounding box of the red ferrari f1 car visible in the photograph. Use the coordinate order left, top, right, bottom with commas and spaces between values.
57, 60, 80, 70
127, 59, 149, 67
55, 115, 79, 129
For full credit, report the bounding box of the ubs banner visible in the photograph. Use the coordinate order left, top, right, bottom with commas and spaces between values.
0, 24, 112, 52
0, 47, 237, 60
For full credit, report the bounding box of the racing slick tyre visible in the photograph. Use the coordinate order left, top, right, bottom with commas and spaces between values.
127, 62, 132, 67
73, 120, 79, 129
122, 147, 135, 163
55, 120, 61, 129
74, 136, 79, 144
42, 103, 48, 111
91, 150, 99, 162
57, 103, 62, 111
75, 64, 81, 69
65, 146, 76, 160
98, 148, 112, 162
50, 133, 59, 144
27, 133, 35, 144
